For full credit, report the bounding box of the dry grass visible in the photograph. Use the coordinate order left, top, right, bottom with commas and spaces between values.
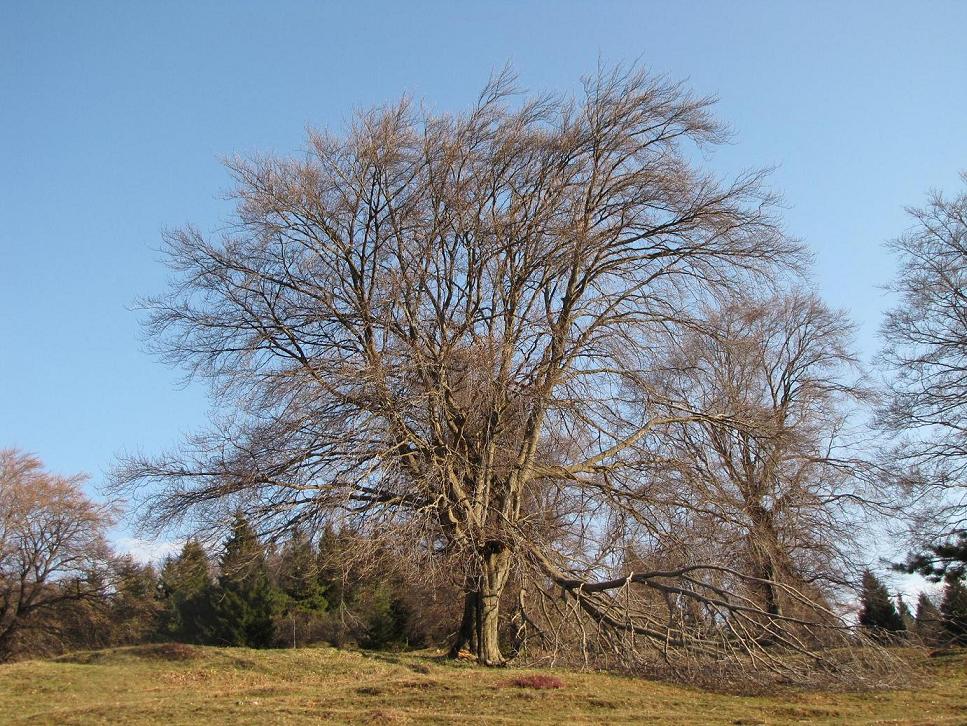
0, 645, 963, 725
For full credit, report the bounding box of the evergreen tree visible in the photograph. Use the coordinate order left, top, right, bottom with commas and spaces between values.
896, 594, 914, 633
939, 575, 967, 645
914, 591, 943, 645
858, 570, 904, 638
110, 557, 163, 644
896, 531, 967, 582
159, 540, 214, 643
209, 514, 277, 647
360, 581, 411, 650
316, 525, 353, 609
277, 529, 328, 615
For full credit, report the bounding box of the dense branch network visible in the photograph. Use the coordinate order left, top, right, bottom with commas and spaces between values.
114, 66, 892, 680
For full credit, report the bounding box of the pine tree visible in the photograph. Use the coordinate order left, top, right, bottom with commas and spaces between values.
897, 531, 967, 583
110, 557, 163, 644
159, 540, 214, 643
316, 525, 357, 609
858, 570, 904, 639
360, 581, 411, 650
277, 529, 328, 615
896, 594, 914, 633
939, 576, 967, 645
914, 592, 943, 645
209, 514, 278, 648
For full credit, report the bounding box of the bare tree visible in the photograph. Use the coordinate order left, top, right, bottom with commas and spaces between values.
878, 175, 967, 572
116, 65, 880, 673
649, 292, 876, 616
0, 449, 114, 660
513, 292, 898, 686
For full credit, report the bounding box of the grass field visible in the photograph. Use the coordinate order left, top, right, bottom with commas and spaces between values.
0, 644, 964, 725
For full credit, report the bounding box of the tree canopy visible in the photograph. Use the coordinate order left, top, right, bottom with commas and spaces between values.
0, 449, 114, 660
879, 175, 967, 578
112, 65, 893, 683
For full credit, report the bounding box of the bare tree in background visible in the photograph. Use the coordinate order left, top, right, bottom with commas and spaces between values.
651, 292, 875, 616
115, 66, 892, 678
656, 292, 882, 614
0, 449, 114, 660
878, 175, 967, 575
516, 292, 896, 686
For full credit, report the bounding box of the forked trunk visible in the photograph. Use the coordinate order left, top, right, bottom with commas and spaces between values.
476, 541, 511, 665
448, 542, 512, 666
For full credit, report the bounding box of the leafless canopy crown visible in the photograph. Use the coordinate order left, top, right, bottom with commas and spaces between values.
1, 449, 113, 659
878, 175, 967, 549
116, 65, 895, 682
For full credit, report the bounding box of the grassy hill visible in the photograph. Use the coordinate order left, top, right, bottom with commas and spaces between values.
0, 644, 964, 725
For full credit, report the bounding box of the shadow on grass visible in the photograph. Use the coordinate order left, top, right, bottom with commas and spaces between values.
353, 648, 470, 675
55, 643, 203, 665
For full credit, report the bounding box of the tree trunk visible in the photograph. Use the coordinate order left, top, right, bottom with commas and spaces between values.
446, 542, 512, 665
475, 541, 511, 666
448, 588, 477, 658
759, 557, 783, 617
0, 628, 13, 662
746, 506, 785, 618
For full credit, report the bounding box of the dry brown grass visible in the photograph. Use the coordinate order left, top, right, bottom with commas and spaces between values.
0, 645, 962, 725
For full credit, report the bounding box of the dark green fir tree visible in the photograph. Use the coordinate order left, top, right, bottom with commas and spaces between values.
939, 575, 967, 645
897, 531, 967, 583
159, 540, 214, 643
858, 570, 904, 638
209, 514, 278, 648
111, 556, 163, 644
277, 529, 328, 615
360, 581, 411, 650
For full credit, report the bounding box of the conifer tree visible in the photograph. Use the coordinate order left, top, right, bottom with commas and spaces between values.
858, 570, 904, 638
316, 525, 351, 609
360, 581, 411, 650
939, 576, 967, 645
896, 594, 914, 633
277, 530, 328, 615
897, 532, 967, 582
209, 514, 277, 647
914, 592, 943, 645
159, 540, 213, 643
110, 557, 163, 644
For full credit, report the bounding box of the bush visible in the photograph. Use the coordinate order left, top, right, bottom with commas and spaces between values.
509, 674, 565, 690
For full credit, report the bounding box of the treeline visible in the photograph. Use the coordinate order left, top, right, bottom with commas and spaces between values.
2, 443, 965, 664
9, 519, 967, 664
151, 515, 453, 651
857, 570, 967, 646
0, 447, 470, 661
11, 517, 458, 659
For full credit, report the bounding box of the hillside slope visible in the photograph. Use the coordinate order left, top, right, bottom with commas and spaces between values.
0, 645, 963, 724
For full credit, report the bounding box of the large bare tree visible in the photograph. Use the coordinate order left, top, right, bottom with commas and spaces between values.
117, 67, 882, 672
878, 175, 967, 574
514, 291, 893, 684
645, 292, 875, 615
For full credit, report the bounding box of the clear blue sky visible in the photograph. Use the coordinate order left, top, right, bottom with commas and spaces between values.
2, 1, 966, 562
